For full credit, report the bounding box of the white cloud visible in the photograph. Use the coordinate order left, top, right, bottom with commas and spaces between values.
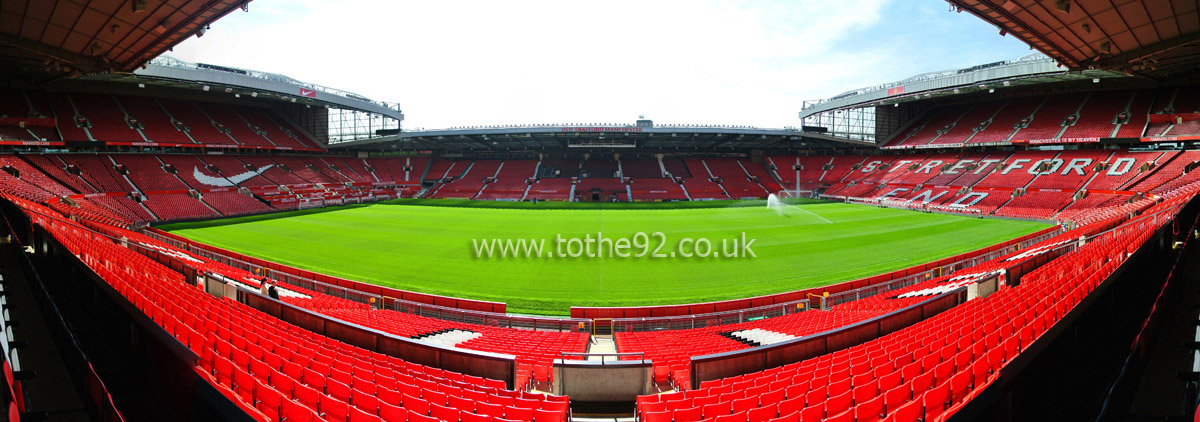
167, 0, 919, 129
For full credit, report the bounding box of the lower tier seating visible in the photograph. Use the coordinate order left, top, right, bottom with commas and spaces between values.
17, 195, 571, 422
637, 205, 1176, 422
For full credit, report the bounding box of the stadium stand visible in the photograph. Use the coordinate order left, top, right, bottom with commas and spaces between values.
45, 92, 94, 142
525, 179, 572, 201
630, 178, 689, 201
574, 178, 626, 201
478, 160, 538, 200
662, 159, 692, 179
201, 191, 274, 217
1024, 150, 1112, 190
114, 95, 196, 144
157, 99, 238, 146
230, 105, 313, 149
1113, 91, 1154, 138
963, 97, 1042, 145
929, 101, 1005, 146
195, 103, 276, 147
0, 146, 1192, 227
70, 94, 145, 142
108, 154, 191, 191
1056, 91, 1128, 140
704, 158, 768, 199
18, 200, 571, 422
971, 151, 1057, 189
432, 160, 503, 199
1012, 94, 1084, 142
635, 200, 1185, 421
142, 193, 219, 221
993, 190, 1075, 220
890, 108, 965, 147
623, 158, 665, 178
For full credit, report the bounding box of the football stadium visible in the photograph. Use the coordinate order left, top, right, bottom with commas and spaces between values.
1, 1, 1200, 422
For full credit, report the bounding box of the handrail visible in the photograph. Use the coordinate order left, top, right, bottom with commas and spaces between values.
556, 352, 648, 365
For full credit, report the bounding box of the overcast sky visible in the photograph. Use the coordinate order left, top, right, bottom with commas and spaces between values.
168, 0, 1033, 130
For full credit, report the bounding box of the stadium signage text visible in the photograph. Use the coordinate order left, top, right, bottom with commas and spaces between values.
560, 127, 644, 133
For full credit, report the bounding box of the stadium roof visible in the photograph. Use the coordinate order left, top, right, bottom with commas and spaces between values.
334, 124, 874, 152
66, 55, 404, 121
948, 0, 1200, 79
0, 0, 249, 82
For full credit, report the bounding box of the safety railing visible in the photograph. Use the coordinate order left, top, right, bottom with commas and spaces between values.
556, 352, 647, 365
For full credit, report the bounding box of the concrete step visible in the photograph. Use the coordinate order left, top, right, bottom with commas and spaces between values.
587, 336, 617, 362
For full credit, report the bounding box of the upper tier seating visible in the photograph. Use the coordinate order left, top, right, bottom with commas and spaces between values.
965, 97, 1041, 145
1113, 91, 1154, 138
662, 159, 692, 179
622, 158, 664, 178
1012, 94, 1084, 141
229, 105, 312, 149
195, 103, 277, 147
929, 101, 1006, 146
1056, 91, 1131, 139
890, 109, 957, 147
581, 158, 618, 178
425, 160, 460, 183
115, 95, 195, 144
158, 99, 236, 145
45, 92, 92, 142
70, 94, 144, 142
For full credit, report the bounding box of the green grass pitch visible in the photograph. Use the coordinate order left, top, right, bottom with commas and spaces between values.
161, 199, 1049, 315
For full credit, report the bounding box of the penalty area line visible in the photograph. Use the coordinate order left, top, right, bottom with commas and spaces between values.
789, 205, 833, 224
